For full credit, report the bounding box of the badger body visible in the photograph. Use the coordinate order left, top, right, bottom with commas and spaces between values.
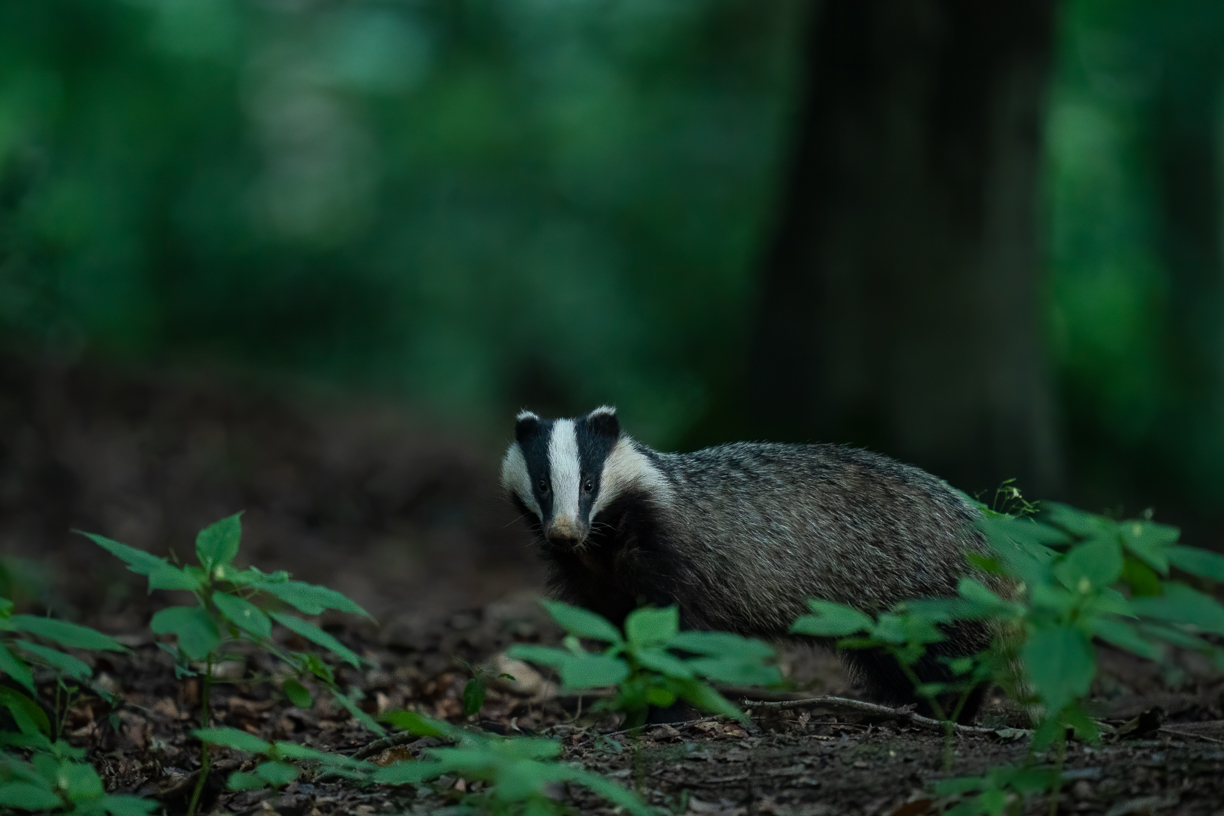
502, 406, 997, 719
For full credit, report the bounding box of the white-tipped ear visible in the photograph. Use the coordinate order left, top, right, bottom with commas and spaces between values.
588, 405, 616, 419
516, 409, 540, 422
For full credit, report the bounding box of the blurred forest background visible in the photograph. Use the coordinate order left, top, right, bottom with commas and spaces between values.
2, 0, 1224, 601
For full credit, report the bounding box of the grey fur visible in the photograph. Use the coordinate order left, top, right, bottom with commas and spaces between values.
502, 408, 1002, 718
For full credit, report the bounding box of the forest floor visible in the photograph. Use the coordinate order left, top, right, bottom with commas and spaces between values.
3, 353, 1224, 816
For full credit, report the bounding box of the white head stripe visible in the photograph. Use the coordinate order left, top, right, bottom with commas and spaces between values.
500, 444, 542, 518
591, 438, 674, 517
516, 409, 540, 422
588, 405, 616, 418
548, 419, 581, 524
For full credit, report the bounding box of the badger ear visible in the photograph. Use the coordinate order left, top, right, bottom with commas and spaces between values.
587, 406, 619, 439
515, 410, 541, 443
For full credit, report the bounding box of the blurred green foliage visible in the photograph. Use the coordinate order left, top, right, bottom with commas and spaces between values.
0, 0, 803, 444
3, 0, 1224, 518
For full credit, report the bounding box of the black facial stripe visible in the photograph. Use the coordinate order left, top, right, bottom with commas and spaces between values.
576, 415, 619, 518
517, 418, 555, 520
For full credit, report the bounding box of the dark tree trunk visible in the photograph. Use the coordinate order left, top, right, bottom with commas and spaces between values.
747, 0, 1062, 498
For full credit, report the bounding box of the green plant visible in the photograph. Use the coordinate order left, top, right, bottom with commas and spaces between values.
193, 727, 374, 792
375, 711, 654, 816
0, 596, 152, 815
79, 512, 380, 816
932, 765, 1059, 816
508, 601, 780, 729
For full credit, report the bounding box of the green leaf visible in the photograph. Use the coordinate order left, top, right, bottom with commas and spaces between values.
382, 710, 455, 739
76, 532, 167, 577
540, 600, 622, 643
686, 657, 781, 686
669, 631, 775, 660
12, 641, 91, 680
194, 727, 272, 754
624, 606, 678, 648
330, 689, 385, 736
1022, 625, 1095, 714
99, 794, 160, 815
1121, 556, 1163, 597
675, 679, 745, 720
1089, 618, 1161, 661
462, 677, 485, 716
270, 612, 360, 667
633, 647, 692, 679
252, 580, 369, 618
196, 513, 243, 572
0, 641, 35, 692
790, 600, 874, 637
371, 761, 443, 786
559, 654, 629, 688
213, 592, 272, 639
254, 761, 298, 787
1131, 583, 1224, 635
10, 616, 124, 651
1167, 546, 1224, 582
506, 644, 573, 669
147, 564, 202, 592
282, 678, 313, 708
0, 687, 51, 737
226, 772, 267, 791
0, 782, 61, 811
60, 761, 104, 801
1120, 520, 1177, 574
555, 766, 654, 816
1055, 535, 1123, 590
150, 606, 221, 661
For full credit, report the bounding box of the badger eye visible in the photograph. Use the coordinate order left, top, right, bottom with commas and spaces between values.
537, 478, 549, 493
582, 478, 594, 493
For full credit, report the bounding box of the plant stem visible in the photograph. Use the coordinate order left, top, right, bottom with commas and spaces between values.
187, 655, 214, 816
1047, 728, 1066, 816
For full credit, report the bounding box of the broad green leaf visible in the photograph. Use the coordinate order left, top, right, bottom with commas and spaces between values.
500, 738, 563, 760
1131, 583, 1224, 635
371, 761, 443, 785
1121, 556, 1162, 597
0, 782, 61, 811
1120, 521, 1177, 574
633, 647, 692, 679
1167, 546, 1224, 582
60, 761, 104, 801
270, 612, 359, 667
253, 580, 369, 618
506, 644, 572, 668
226, 772, 267, 791
255, 761, 298, 787
556, 766, 654, 816
0, 686, 50, 736
1022, 625, 1095, 714
669, 631, 774, 659
10, 616, 124, 651
76, 532, 166, 576
282, 678, 312, 708
213, 592, 272, 639
331, 689, 385, 736
0, 641, 35, 692
194, 727, 272, 754
98, 794, 159, 816
790, 600, 873, 637
148, 564, 201, 592
196, 513, 243, 572
559, 654, 629, 688
1139, 622, 1209, 651
150, 606, 221, 660
675, 679, 744, 720
625, 606, 678, 648
955, 578, 1021, 618
1042, 503, 1112, 538
12, 641, 91, 680
1089, 618, 1161, 661
382, 710, 455, 739
540, 600, 622, 643
687, 657, 781, 686
463, 677, 485, 716
1056, 535, 1123, 590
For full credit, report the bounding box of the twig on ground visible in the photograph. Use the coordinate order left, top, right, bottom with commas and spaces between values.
741, 696, 1024, 737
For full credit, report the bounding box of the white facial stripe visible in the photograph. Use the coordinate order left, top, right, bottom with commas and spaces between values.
592, 438, 674, 517
588, 405, 616, 418
548, 419, 581, 523
500, 444, 542, 518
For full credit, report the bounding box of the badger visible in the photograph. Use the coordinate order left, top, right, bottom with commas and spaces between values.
501, 406, 1000, 721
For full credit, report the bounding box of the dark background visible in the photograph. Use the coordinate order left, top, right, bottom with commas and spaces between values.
2, 0, 1223, 614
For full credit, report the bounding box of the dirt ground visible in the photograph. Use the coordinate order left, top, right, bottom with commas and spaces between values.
3, 354, 1224, 816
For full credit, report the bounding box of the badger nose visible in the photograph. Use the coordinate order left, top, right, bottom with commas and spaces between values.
546, 517, 583, 547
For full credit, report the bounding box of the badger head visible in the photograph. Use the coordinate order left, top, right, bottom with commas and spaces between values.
500, 405, 637, 549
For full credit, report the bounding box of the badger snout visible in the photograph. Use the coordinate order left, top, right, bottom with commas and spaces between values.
545, 516, 586, 547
